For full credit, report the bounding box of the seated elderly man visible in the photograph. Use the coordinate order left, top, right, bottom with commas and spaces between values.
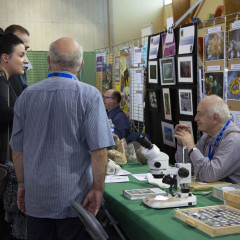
174, 95, 240, 183
103, 89, 130, 139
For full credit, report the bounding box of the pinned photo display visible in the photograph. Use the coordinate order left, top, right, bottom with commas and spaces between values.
159, 57, 176, 85
178, 89, 193, 115
227, 71, 240, 100
205, 32, 224, 61
228, 28, 240, 60
161, 121, 176, 148
205, 72, 224, 98
162, 88, 172, 120
177, 56, 193, 83
148, 61, 158, 84
178, 25, 195, 55
149, 34, 160, 59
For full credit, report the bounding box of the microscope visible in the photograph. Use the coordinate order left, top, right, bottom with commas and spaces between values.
137, 135, 197, 209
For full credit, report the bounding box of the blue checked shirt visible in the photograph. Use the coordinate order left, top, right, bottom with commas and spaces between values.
10, 71, 114, 218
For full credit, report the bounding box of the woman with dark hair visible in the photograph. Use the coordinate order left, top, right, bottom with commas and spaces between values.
0, 31, 28, 163
0, 30, 28, 240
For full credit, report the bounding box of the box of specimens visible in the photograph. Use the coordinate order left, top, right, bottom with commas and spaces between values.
175, 205, 240, 237
224, 190, 240, 211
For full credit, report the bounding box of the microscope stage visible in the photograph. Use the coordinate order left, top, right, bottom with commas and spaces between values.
143, 194, 197, 209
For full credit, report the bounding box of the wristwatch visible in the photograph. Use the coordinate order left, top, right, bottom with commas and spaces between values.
189, 147, 197, 154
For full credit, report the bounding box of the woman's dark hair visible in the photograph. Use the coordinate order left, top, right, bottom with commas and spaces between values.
0, 33, 23, 56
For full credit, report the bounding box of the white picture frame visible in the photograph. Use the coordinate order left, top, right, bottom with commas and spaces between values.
148, 61, 158, 84
177, 56, 193, 83
159, 57, 176, 85
178, 89, 193, 115
161, 121, 176, 148
162, 88, 172, 120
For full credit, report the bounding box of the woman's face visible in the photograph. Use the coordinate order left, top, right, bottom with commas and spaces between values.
8, 43, 28, 76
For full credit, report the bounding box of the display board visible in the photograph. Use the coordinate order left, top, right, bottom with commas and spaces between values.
145, 23, 198, 164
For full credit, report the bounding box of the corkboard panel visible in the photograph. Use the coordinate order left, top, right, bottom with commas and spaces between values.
227, 100, 240, 111
224, 0, 240, 16
205, 60, 225, 72
229, 59, 240, 70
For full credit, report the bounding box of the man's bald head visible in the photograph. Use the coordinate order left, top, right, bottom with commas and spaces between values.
48, 37, 83, 75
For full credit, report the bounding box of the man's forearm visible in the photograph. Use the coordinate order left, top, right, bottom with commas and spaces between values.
91, 148, 108, 191
12, 150, 24, 184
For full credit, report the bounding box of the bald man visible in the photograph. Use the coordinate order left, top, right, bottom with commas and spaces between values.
10, 37, 114, 240
103, 89, 130, 139
174, 95, 240, 184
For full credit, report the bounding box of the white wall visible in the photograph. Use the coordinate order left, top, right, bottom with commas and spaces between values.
0, 0, 109, 51
111, 0, 164, 46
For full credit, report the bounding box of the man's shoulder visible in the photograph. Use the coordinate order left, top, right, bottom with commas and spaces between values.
224, 121, 240, 138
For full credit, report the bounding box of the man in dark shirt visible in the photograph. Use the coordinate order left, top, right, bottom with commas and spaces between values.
103, 89, 130, 139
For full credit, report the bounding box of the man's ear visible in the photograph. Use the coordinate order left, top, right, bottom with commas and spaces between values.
213, 113, 220, 122
47, 56, 51, 70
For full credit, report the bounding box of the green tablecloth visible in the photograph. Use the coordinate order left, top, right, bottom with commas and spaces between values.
103, 162, 240, 240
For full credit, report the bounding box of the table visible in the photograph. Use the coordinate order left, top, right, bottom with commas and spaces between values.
103, 162, 240, 240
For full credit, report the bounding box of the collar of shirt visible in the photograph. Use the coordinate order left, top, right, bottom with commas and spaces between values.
207, 121, 232, 145
107, 105, 121, 118
48, 71, 78, 81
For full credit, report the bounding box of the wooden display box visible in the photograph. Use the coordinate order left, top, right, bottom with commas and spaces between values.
188, 181, 230, 191
175, 205, 240, 237
224, 190, 240, 211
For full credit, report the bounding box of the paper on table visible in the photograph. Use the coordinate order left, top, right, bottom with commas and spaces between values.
105, 175, 129, 183
116, 170, 132, 175
132, 173, 147, 181
197, 181, 207, 185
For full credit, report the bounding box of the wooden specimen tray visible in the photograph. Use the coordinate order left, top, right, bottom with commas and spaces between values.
188, 181, 230, 191
224, 190, 240, 211
175, 205, 240, 237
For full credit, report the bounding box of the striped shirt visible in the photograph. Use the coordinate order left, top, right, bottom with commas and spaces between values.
10, 71, 114, 218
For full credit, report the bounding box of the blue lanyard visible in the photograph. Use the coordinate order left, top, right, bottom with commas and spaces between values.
208, 120, 231, 161
48, 72, 77, 80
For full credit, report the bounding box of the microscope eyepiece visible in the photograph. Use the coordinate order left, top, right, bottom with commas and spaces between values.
137, 135, 153, 150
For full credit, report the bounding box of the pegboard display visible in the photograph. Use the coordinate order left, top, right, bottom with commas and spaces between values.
95, 37, 148, 133
145, 23, 199, 164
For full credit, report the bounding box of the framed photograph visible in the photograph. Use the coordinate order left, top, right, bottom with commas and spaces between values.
177, 56, 193, 83
148, 61, 158, 84
228, 28, 240, 59
149, 34, 160, 59
148, 90, 158, 110
162, 88, 172, 120
205, 32, 224, 61
227, 71, 240, 100
159, 57, 175, 85
178, 89, 193, 115
205, 72, 224, 98
161, 121, 176, 148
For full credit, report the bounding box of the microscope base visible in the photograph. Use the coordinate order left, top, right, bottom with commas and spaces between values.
143, 194, 197, 209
